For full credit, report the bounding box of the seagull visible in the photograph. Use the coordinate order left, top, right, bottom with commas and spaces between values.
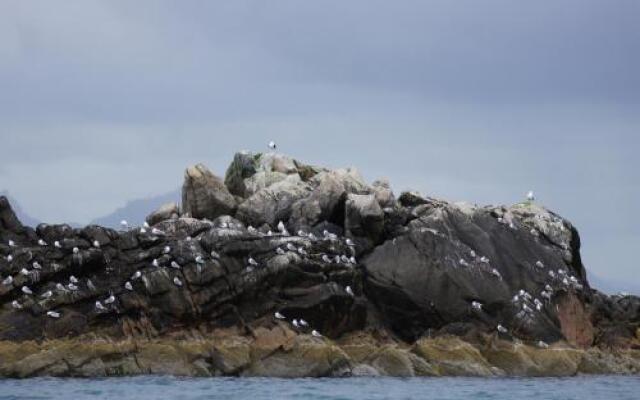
266, 230, 273, 236
32, 262, 42, 270
20, 268, 30, 276
6, 255, 12, 262
173, 277, 183, 286
512, 294, 520, 303
248, 257, 258, 266
548, 270, 556, 278
22, 286, 33, 295
535, 260, 544, 269
497, 324, 508, 334
170, 261, 181, 269
104, 294, 115, 304
277, 221, 286, 233
491, 269, 502, 279
323, 230, 337, 240
211, 251, 220, 259
143, 222, 150, 229
195, 255, 204, 264
73, 247, 79, 254
527, 191, 535, 201
479, 256, 490, 264
54, 241, 62, 248
297, 230, 306, 237
276, 247, 286, 255
349, 256, 357, 264
286, 243, 297, 252
124, 281, 133, 291
247, 225, 257, 234
268, 140, 276, 150
38, 239, 47, 246
545, 284, 553, 292
151, 228, 165, 236
68, 283, 79, 291
321, 254, 332, 263
163, 246, 171, 254
471, 301, 482, 311
120, 220, 128, 230
334, 255, 342, 264
292, 319, 300, 328
140, 227, 147, 234
537, 340, 549, 349
459, 259, 469, 267
340, 255, 350, 264
220, 222, 229, 229
8, 239, 15, 247
47, 311, 61, 318
297, 247, 307, 256
185, 236, 192, 241
346, 286, 354, 296
308, 233, 317, 240
152, 259, 160, 267
311, 330, 322, 338
131, 270, 142, 280
69, 276, 79, 283
41, 290, 53, 299
345, 238, 355, 247
11, 300, 22, 309
299, 319, 309, 327
55, 283, 65, 291
470, 250, 477, 258
274, 311, 285, 320
523, 304, 534, 313
93, 240, 100, 249
95, 301, 107, 311
2, 276, 13, 285
86, 279, 96, 292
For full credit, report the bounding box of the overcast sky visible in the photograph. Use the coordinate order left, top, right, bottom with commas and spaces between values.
0, 1, 638, 290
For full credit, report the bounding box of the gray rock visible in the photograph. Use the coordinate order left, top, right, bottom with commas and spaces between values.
182, 164, 237, 220
146, 202, 180, 226
344, 194, 384, 245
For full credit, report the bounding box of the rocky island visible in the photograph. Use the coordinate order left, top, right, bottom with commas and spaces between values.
1, 151, 639, 378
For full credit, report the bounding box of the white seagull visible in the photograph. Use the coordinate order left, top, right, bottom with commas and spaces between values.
274, 311, 285, 320
346, 286, 354, 296
131, 270, 142, 280
535, 260, 544, 269
497, 324, 508, 334
69, 275, 79, 283
268, 141, 276, 150
292, 319, 300, 328
73, 247, 79, 254
104, 294, 116, 304
248, 257, 258, 266
95, 301, 107, 311
471, 301, 482, 311
92, 240, 100, 249
526, 191, 535, 201
173, 276, 183, 286
6, 255, 12, 262
38, 239, 47, 246
345, 238, 355, 247
22, 286, 33, 295
321, 254, 332, 263
8, 239, 15, 247
170, 261, 181, 269
211, 251, 220, 259
286, 243, 297, 252
152, 259, 160, 267
47, 311, 61, 318
54, 241, 62, 248
299, 319, 309, 327
311, 330, 322, 338
41, 290, 53, 299
163, 246, 171, 254
276, 247, 286, 255
2, 276, 13, 285
11, 300, 22, 309
124, 281, 133, 291
537, 340, 549, 349
20, 268, 30, 276
120, 220, 128, 230
32, 262, 42, 270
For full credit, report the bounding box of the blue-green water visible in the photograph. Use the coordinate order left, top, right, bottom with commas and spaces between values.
0, 376, 639, 400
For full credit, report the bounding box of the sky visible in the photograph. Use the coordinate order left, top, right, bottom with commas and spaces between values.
0, 1, 638, 291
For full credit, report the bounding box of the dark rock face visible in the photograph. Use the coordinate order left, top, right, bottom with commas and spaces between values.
1, 151, 638, 372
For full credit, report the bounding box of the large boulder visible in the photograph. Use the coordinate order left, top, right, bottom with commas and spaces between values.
146, 202, 180, 226
182, 164, 237, 220
344, 194, 384, 245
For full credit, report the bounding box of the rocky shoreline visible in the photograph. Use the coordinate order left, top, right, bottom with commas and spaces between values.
1, 151, 639, 377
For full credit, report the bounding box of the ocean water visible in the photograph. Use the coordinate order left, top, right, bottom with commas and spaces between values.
0, 376, 639, 400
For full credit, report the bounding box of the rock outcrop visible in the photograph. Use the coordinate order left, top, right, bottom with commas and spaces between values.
0, 151, 638, 378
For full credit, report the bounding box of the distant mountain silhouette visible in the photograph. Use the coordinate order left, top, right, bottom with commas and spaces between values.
0, 190, 41, 227
90, 189, 181, 229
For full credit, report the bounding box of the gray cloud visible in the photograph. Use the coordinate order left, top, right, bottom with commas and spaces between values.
0, 0, 638, 289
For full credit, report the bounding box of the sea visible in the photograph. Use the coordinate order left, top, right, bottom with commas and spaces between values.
0, 376, 638, 400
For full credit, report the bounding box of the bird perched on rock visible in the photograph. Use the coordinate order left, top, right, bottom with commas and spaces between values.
297, 247, 307, 256
349, 256, 357, 264
104, 294, 115, 304
211, 251, 220, 259
140, 227, 147, 234
491, 269, 502, 280
163, 246, 171, 254
297, 230, 306, 237
11, 300, 22, 309
72, 247, 79, 254
131, 270, 142, 280
170, 261, 181, 269
143, 222, 150, 229
41, 290, 53, 299
54, 241, 62, 249
346, 286, 354, 296
299, 319, 309, 327
55, 283, 65, 291
124, 281, 133, 291
20, 268, 30, 276
470, 250, 476, 258
22, 286, 33, 295
47, 311, 61, 318
195, 255, 204, 264
277, 221, 286, 233
6, 255, 12, 262
92, 240, 100, 249
480, 256, 490, 263
69, 275, 78, 283
286, 243, 297, 252
276, 247, 286, 255
248, 257, 258, 266
32, 262, 41, 270
535, 260, 544, 269
38, 239, 47, 246
292, 319, 300, 328
151, 228, 165, 236
497, 324, 508, 334
152, 259, 160, 267
321, 254, 332, 263
537, 340, 549, 349
67, 284, 78, 293
268, 141, 276, 150
311, 330, 322, 338
323, 230, 337, 240
2, 276, 13, 285
120, 220, 128, 230
8, 239, 15, 247
95, 301, 107, 311
173, 277, 183, 286
526, 191, 535, 202
345, 238, 355, 247
274, 311, 285, 320
471, 301, 482, 311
